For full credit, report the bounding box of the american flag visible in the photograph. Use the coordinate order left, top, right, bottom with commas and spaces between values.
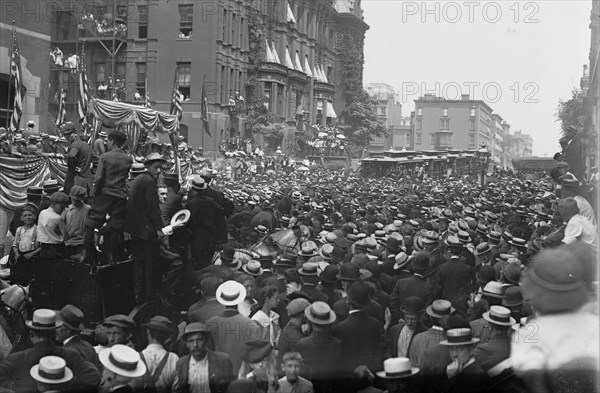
201, 80, 211, 137
144, 75, 151, 108
9, 28, 23, 133
77, 68, 89, 124
55, 88, 67, 126
170, 85, 183, 121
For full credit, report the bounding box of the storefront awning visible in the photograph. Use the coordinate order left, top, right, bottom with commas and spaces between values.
326, 102, 337, 118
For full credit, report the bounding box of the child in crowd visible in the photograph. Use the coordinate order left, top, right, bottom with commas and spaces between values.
12, 205, 40, 264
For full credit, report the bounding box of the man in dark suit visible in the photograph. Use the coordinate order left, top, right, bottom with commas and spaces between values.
55, 304, 100, 370
200, 168, 235, 247
188, 276, 225, 323
127, 152, 177, 304
473, 306, 514, 372
61, 122, 97, 196
389, 253, 433, 322
296, 301, 343, 393
187, 176, 225, 270
385, 297, 427, 359
174, 322, 235, 393
409, 299, 454, 367
333, 281, 384, 376
435, 236, 474, 316
85, 129, 132, 263
0, 309, 100, 392
298, 262, 329, 303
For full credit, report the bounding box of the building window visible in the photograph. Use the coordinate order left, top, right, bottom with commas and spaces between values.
442, 134, 451, 146
56, 11, 73, 40
95, 63, 106, 83
231, 14, 236, 46
136, 62, 146, 99
469, 134, 475, 145
176, 62, 191, 99
417, 107, 423, 116
220, 65, 225, 103
240, 17, 245, 49
277, 84, 284, 117
416, 119, 422, 130
117, 5, 129, 23
430, 133, 436, 145
306, 12, 311, 35
178, 4, 193, 38
264, 83, 272, 111
138, 5, 148, 38
405, 133, 411, 145
470, 106, 476, 117
469, 119, 476, 131
222, 9, 227, 41
442, 107, 448, 117
416, 132, 422, 144
440, 119, 449, 130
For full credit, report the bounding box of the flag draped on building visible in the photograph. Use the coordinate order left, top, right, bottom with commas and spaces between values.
201, 79, 211, 137
77, 70, 89, 123
55, 88, 67, 126
9, 26, 23, 132
170, 85, 183, 121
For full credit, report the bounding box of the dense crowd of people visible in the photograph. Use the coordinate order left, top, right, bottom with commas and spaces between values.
0, 121, 598, 393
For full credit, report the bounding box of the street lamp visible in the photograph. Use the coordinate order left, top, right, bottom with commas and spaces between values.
477, 143, 491, 186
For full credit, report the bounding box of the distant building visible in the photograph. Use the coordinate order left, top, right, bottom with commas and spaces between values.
411, 94, 518, 168
0, 0, 50, 133
48, 0, 369, 155
510, 130, 533, 159
365, 83, 408, 151
581, 0, 599, 173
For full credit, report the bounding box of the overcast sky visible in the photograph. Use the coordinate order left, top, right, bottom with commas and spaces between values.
362, 0, 592, 156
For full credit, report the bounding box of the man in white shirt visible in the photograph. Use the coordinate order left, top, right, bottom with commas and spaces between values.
37, 191, 69, 259
558, 198, 598, 250
559, 178, 597, 226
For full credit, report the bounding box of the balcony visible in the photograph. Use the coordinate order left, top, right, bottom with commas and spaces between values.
288, 69, 308, 83
314, 81, 335, 94
258, 62, 288, 76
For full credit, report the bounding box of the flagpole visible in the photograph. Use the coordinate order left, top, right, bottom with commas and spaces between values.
5, 21, 15, 134
202, 74, 205, 153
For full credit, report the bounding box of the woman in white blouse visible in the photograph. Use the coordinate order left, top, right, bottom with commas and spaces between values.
251, 286, 281, 347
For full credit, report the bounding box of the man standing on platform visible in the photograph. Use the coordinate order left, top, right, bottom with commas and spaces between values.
199, 168, 235, 249
60, 122, 96, 196
85, 130, 132, 263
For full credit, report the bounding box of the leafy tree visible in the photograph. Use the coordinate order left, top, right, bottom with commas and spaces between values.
556, 88, 585, 139
339, 89, 387, 147
244, 99, 285, 150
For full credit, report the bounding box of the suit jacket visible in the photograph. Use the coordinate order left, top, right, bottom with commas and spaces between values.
385, 321, 427, 359
94, 148, 131, 198
409, 327, 445, 366
333, 310, 384, 373
435, 257, 474, 315
173, 351, 234, 393
187, 193, 225, 244
161, 187, 183, 224
64, 335, 100, 371
204, 186, 234, 244
443, 358, 489, 393
206, 309, 262, 374
333, 298, 383, 324
126, 172, 164, 240
276, 321, 305, 367
296, 329, 343, 383
301, 284, 329, 303
188, 298, 226, 323
389, 275, 433, 322
418, 343, 451, 393
0, 340, 100, 393
319, 285, 342, 308
470, 318, 493, 344
473, 335, 511, 371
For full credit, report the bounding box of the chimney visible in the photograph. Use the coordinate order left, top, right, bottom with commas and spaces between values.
461, 94, 470, 101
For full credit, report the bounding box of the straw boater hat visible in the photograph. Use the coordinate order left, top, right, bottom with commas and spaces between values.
304, 301, 336, 325
376, 357, 419, 379
298, 262, 319, 276
242, 260, 264, 276
99, 344, 147, 378
26, 309, 63, 330
30, 356, 73, 384
483, 305, 516, 327
215, 280, 247, 306
440, 328, 480, 346
426, 300, 455, 319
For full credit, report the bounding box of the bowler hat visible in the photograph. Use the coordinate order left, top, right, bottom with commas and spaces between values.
319, 265, 339, 283
337, 262, 372, 281
347, 281, 371, 309
56, 305, 84, 331
502, 286, 523, 307
476, 265, 496, 286
402, 296, 425, 314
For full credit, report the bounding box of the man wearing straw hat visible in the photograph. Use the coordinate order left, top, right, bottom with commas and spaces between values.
0, 309, 100, 392
30, 355, 73, 392
439, 328, 487, 392
99, 344, 147, 393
